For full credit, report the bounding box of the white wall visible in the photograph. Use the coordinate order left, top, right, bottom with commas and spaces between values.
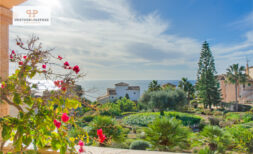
115, 86, 128, 98
126, 89, 140, 101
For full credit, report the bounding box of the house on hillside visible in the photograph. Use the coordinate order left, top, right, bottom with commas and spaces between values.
217, 64, 253, 104
97, 82, 140, 104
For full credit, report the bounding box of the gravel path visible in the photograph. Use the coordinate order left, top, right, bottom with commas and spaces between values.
83, 146, 186, 154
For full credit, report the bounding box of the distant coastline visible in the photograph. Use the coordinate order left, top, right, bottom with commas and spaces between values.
78, 80, 196, 101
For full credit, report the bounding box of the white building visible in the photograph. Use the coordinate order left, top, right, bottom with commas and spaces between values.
97, 82, 140, 104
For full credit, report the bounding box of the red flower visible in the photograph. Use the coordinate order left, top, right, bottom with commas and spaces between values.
61, 113, 69, 122
23, 56, 27, 59
42, 64, 46, 69
97, 129, 103, 136
78, 147, 85, 153
73, 65, 80, 74
61, 86, 66, 92
64, 61, 69, 67
17, 42, 20, 46
10, 55, 13, 59
12, 50, 15, 54
53, 119, 61, 129
19, 61, 23, 65
58, 56, 63, 60
97, 129, 106, 143
78, 140, 84, 146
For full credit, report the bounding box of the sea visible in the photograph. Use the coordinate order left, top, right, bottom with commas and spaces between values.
77, 80, 196, 102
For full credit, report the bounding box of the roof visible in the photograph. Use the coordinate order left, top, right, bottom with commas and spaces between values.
127, 86, 140, 90
107, 88, 117, 95
115, 82, 129, 86
216, 74, 226, 80
162, 83, 176, 88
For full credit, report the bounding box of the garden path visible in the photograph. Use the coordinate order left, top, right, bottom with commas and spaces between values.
83, 146, 186, 154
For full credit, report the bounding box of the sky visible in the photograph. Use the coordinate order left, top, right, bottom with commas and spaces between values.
9, 0, 253, 80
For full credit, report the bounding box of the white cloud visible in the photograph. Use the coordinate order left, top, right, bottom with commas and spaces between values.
10, 0, 252, 80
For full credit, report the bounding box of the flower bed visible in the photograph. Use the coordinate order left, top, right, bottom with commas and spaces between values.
122, 111, 202, 127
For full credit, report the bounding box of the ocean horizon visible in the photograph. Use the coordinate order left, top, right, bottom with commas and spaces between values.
78, 80, 196, 101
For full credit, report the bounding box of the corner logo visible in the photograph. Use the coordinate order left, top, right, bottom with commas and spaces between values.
26, 10, 38, 18
13, 6, 51, 26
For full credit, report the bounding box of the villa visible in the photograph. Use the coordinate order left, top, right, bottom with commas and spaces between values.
217, 63, 253, 104
97, 82, 140, 104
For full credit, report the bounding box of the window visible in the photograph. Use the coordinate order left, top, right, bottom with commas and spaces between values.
248, 83, 252, 87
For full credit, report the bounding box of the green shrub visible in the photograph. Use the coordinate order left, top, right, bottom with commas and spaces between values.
88, 116, 124, 142
197, 147, 214, 154
196, 125, 232, 153
208, 117, 221, 126
68, 127, 87, 143
116, 97, 137, 112
145, 117, 191, 151
123, 111, 202, 127
226, 125, 253, 153
129, 140, 150, 150
225, 112, 253, 124
99, 103, 121, 117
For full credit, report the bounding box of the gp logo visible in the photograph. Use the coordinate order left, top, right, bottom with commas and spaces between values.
26, 10, 38, 17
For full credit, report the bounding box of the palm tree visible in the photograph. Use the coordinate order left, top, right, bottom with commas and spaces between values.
178, 77, 195, 104
148, 80, 161, 92
226, 64, 247, 111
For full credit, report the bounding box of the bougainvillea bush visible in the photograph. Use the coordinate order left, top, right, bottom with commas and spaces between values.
0, 36, 85, 153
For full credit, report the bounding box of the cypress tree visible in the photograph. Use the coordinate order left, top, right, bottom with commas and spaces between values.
196, 41, 221, 109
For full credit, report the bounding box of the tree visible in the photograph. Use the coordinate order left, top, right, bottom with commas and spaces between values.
148, 80, 161, 92
226, 64, 247, 111
140, 89, 187, 115
145, 117, 191, 151
178, 77, 195, 104
196, 41, 221, 109
0, 36, 84, 153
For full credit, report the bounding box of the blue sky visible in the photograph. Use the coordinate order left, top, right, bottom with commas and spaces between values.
9, 0, 253, 80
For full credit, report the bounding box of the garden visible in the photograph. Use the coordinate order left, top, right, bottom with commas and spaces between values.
0, 37, 253, 154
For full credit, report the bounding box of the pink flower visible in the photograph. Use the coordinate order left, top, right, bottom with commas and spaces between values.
61, 113, 69, 122
23, 56, 27, 59
78, 140, 84, 146
19, 61, 23, 65
53, 119, 61, 129
10, 55, 13, 59
58, 56, 63, 60
12, 50, 15, 54
1, 84, 5, 89
42, 64, 46, 69
64, 61, 69, 67
73, 65, 80, 74
78, 147, 85, 153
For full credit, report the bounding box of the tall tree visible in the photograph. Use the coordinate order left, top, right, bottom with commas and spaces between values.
196, 41, 221, 109
148, 80, 161, 92
178, 77, 195, 104
226, 64, 247, 111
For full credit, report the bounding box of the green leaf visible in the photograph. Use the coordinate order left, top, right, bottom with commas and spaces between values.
23, 135, 32, 146
2, 124, 11, 141
13, 93, 21, 105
